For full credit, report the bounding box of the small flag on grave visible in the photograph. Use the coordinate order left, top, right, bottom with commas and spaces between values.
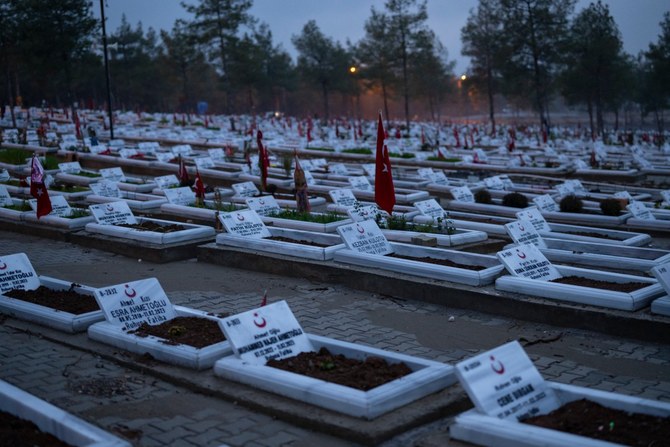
30, 154, 52, 219
374, 112, 395, 215
257, 130, 270, 192
194, 166, 206, 205
178, 155, 190, 187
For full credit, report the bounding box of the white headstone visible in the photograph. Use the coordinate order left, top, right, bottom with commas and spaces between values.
0, 185, 12, 206
361, 164, 376, 178
89, 201, 137, 225
164, 186, 196, 206
613, 191, 633, 201
218, 209, 271, 238
329, 163, 348, 175
154, 152, 174, 163
58, 162, 82, 174
208, 148, 225, 161
0, 169, 10, 182
194, 157, 215, 169
450, 186, 475, 203
0, 253, 40, 293
232, 181, 260, 198
431, 171, 449, 185
515, 207, 550, 232
329, 189, 358, 208
99, 167, 126, 183
532, 194, 558, 212
89, 180, 122, 198
245, 196, 281, 217
348, 176, 373, 191
455, 340, 560, 420
93, 278, 177, 331
484, 176, 505, 190
566, 179, 588, 195
505, 220, 547, 248
220, 300, 313, 364
171, 144, 192, 156
154, 175, 180, 190
414, 198, 445, 219
661, 190, 670, 205
336, 219, 393, 255
88, 144, 108, 154
627, 201, 655, 220
554, 182, 575, 197
650, 263, 670, 296
29, 195, 72, 217
497, 243, 561, 280
346, 204, 380, 222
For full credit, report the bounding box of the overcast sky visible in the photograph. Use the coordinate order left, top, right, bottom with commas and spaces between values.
95, 0, 668, 74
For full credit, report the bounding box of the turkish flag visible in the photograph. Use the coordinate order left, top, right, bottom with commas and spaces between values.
194, 166, 206, 200
30, 155, 52, 219
257, 130, 270, 192
178, 155, 190, 186
374, 112, 395, 214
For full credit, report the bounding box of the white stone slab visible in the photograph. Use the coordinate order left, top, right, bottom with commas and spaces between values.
335, 242, 504, 286
0, 379, 131, 446
85, 217, 215, 245
86, 191, 168, 211
0, 276, 104, 333
262, 212, 352, 233
451, 381, 670, 447
651, 295, 670, 316
495, 265, 663, 311
216, 227, 345, 261
213, 333, 456, 419
88, 305, 232, 370
381, 228, 487, 248
22, 209, 94, 229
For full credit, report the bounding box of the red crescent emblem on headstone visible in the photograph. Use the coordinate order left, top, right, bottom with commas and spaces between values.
517, 250, 527, 259
490, 355, 505, 374
0, 262, 7, 270
253, 312, 267, 328
236, 213, 245, 221
124, 284, 137, 298
106, 204, 115, 212
356, 224, 365, 234
518, 224, 525, 231
259, 199, 265, 205
362, 210, 368, 216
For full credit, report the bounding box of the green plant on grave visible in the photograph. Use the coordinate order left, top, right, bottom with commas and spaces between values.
3, 200, 31, 211
426, 156, 461, 162
502, 192, 529, 208
600, 198, 623, 216
318, 360, 336, 371
167, 325, 187, 337
474, 189, 493, 204
65, 208, 90, 218
342, 148, 372, 155
559, 194, 584, 213
0, 148, 32, 165
267, 208, 344, 224
435, 212, 456, 235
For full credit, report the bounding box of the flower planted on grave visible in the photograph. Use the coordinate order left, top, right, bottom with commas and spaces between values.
502, 192, 529, 208
599, 198, 623, 216
559, 194, 583, 213
474, 189, 493, 204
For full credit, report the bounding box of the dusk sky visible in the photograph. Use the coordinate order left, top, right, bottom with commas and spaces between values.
95, 0, 668, 74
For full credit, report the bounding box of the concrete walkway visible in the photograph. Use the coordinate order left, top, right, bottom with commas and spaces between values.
1, 230, 669, 446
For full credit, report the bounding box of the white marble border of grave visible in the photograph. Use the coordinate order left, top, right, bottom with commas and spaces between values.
335, 242, 504, 287
237, 173, 293, 188
56, 169, 157, 193
261, 212, 352, 234
88, 305, 232, 370
626, 212, 670, 232
382, 227, 487, 248
86, 190, 168, 211
495, 265, 663, 311
349, 186, 431, 205
85, 217, 215, 245
216, 227, 346, 261
574, 166, 639, 177
213, 333, 455, 419
650, 264, 670, 316
22, 208, 94, 229
651, 296, 670, 316
0, 276, 104, 333
0, 379, 131, 447
160, 201, 243, 221
0, 198, 30, 221
228, 193, 327, 209
450, 381, 670, 447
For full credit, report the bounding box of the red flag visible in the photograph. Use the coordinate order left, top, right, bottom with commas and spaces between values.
293, 152, 311, 213
260, 289, 267, 307
453, 128, 461, 148
194, 166, 206, 200
178, 155, 190, 186
257, 130, 270, 192
74, 112, 81, 139
30, 155, 52, 219
374, 112, 395, 214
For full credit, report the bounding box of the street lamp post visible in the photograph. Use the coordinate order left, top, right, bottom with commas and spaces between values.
99, 0, 114, 139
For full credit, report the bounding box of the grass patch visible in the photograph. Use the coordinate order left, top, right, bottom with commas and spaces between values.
342, 148, 372, 155
307, 147, 335, 152
426, 156, 461, 163
267, 209, 344, 224
388, 152, 415, 159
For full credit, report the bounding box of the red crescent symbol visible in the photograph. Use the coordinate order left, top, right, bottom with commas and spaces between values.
517, 250, 527, 259
518, 224, 525, 231
124, 285, 137, 298
362, 211, 368, 216
356, 224, 365, 234
0, 262, 7, 270
253, 312, 267, 328
106, 204, 114, 211
236, 213, 245, 221
490, 355, 505, 374
259, 199, 265, 205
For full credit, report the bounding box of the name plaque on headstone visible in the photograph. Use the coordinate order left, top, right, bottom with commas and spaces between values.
154, 152, 174, 163
329, 189, 358, 208
505, 220, 547, 248
414, 198, 446, 219
661, 190, 670, 205
337, 219, 393, 255
232, 181, 260, 198
328, 163, 348, 175
220, 300, 313, 364
348, 176, 373, 191
627, 201, 655, 220
515, 207, 550, 232
118, 148, 138, 159
455, 341, 560, 420
346, 204, 380, 222
208, 148, 225, 161
651, 263, 670, 296
497, 243, 561, 280
171, 144, 193, 156
450, 186, 475, 203
194, 157, 215, 169
0, 169, 10, 182
532, 194, 558, 212
154, 175, 180, 190
58, 162, 82, 174
218, 209, 270, 238
89, 180, 122, 198
89, 201, 137, 225
484, 176, 505, 190
28, 195, 71, 217
164, 186, 196, 206
0, 185, 13, 206
555, 182, 575, 197
245, 196, 281, 217
94, 278, 177, 331
613, 191, 633, 201
99, 167, 126, 183
0, 253, 40, 293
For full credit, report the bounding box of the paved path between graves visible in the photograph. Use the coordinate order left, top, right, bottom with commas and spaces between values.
1, 230, 670, 446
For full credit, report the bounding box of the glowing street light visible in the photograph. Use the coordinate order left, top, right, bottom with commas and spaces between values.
460, 74, 467, 81
349, 66, 357, 74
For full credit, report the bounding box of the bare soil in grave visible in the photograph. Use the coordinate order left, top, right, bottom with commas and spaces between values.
0, 410, 73, 447
549, 276, 649, 292
267, 236, 329, 247
523, 399, 670, 446
388, 253, 487, 271
117, 220, 185, 232
3, 286, 100, 314
129, 316, 226, 348
266, 347, 412, 391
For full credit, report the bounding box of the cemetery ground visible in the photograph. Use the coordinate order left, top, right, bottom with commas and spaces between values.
1, 229, 670, 446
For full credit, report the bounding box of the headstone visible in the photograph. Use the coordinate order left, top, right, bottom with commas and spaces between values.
220, 300, 313, 364
566, 179, 588, 195
154, 175, 180, 190
0, 185, 13, 206
515, 207, 550, 232
218, 209, 271, 238
484, 176, 505, 190
89, 180, 122, 198
208, 148, 225, 161
336, 219, 393, 255
417, 168, 434, 181
164, 186, 196, 206
137, 142, 159, 155
171, 144, 192, 156
505, 220, 547, 248
245, 196, 281, 217
93, 278, 177, 331
58, 162, 81, 174
450, 186, 475, 203
88, 144, 108, 154
554, 182, 575, 197
99, 167, 126, 183
194, 157, 215, 169
348, 176, 373, 191
613, 191, 633, 201
29, 195, 72, 217
532, 194, 558, 212
154, 152, 174, 163
661, 190, 670, 205
232, 181, 260, 198
329, 189, 358, 208
431, 171, 449, 185
574, 159, 589, 169
497, 243, 561, 280
473, 148, 488, 163
328, 163, 348, 175
0, 169, 10, 182
455, 340, 560, 421
89, 201, 137, 225
650, 262, 670, 296
118, 148, 139, 159
627, 201, 655, 220
311, 158, 328, 168
0, 252, 40, 293
361, 164, 376, 178
346, 204, 380, 222
414, 198, 446, 219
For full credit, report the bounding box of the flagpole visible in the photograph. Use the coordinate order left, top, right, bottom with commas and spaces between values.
99, 0, 114, 139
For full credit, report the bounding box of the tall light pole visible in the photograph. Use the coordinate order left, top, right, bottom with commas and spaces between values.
99, 0, 114, 139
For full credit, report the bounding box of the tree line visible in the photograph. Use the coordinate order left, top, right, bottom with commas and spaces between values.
1, 0, 668, 136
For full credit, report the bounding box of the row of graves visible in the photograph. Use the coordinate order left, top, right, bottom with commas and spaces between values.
1, 250, 669, 445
